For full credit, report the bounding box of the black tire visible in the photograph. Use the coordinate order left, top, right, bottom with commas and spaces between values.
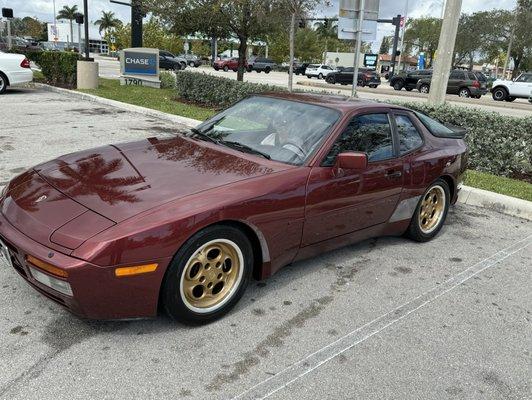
264, 67, 271, 74
0, 72, 7, 95
307, 75, 312, 79
326, 76, 335, 84
162, 225, 253, 324
214, 66, 219, 71
393, 80, 404, 91
295, 71, 300, 76
247, 66, 253, 72
318, 73, 323, 79
257, 70, 262, 73
369, 84, 377, 89
506, 96, 516, 102
223, 65, 229, 72
492, 87, 507, 101
173, 64, 181, 72
405, 179, 450, 242
405, 87, 413, 91
458, 87, 470, 98
419, 84, 430, 94
180, 62, 187, 70
188, 61, 195, 67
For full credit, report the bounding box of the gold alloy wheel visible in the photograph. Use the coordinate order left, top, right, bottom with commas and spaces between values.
180, 239, 243, 312
419, 186, 446, 234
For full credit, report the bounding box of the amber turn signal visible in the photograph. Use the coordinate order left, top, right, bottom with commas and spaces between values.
115, 263, 158, 277
26, 255, 69, 278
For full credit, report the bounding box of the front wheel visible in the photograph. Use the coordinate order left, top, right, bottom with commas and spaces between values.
458, 88, 470, 98
393, 81, 404, 91
318, 73, 323, 79
492, 87, 507, 101
223, 66, 229, 72
0, 73, 7, 95
162, 225, 253, 324
326, 76, 335, 84
419, 84, 430, 94
406, 179, 450, 242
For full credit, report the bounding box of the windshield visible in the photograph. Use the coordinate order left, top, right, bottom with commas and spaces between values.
195, 96, 340, 165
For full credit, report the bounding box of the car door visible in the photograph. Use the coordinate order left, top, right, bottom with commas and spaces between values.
340, 68, 354, 84
448, 70, 465, 94
302, 110, 404, 245
513, 73, 532, 97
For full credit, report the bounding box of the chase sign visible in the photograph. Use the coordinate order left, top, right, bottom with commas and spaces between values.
120, 47, 160, 88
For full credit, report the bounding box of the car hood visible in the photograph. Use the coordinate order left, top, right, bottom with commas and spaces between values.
32, 136, 288, 223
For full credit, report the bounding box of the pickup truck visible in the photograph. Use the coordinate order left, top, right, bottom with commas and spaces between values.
491, 72, 532, 102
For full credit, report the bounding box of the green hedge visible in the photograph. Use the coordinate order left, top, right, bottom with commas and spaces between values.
34, 51, 80, 88
174, 72, 531, 180
175, 70, 284, 108
395, 102, 532, 180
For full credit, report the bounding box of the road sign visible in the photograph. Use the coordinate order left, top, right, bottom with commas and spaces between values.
339, 0, 379, 21
338, 0, 379, 41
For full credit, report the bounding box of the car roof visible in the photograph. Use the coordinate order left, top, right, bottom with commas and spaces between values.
258, 92, 407, 114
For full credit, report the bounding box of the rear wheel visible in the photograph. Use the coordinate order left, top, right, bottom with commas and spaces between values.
326, 76, 335, 84
162, 225, 253, 324
458, 88, 470, 98
318, 73, 324, 79
264, 67, 271, 74
223, 65, 229, 72
393, 80, 404, 90
492, 87, 508, 101
0, 73, 7, 95
419, 84, 430, 94
406, 179, 450, 242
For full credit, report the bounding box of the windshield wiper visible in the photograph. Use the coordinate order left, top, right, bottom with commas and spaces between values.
188, 128, 220, 144
221, 140, 271, 160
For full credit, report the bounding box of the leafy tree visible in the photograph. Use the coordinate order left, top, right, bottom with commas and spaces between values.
379, 36, 391, 54
57, 5, 78, 47
403, 17, 442, 67
94, 11, 122, 37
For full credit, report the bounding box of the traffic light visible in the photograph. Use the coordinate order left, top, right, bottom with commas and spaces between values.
75, 14, 84, 24
395, 50, 401, 56
2, 8, 13, 18
298, 19, 305, 28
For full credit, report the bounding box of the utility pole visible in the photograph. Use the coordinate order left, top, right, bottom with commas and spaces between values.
351, 0, 365, 97
110, 0, 143, 48
397, 0, 409, 71
428, 0, 462, 105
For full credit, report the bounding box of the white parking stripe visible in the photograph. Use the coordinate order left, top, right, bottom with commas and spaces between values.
232, 234, 532, 400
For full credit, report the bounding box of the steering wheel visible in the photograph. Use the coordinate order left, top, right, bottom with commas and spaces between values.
281, 141, 306, 161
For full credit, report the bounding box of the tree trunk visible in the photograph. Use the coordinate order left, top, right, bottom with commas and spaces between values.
237, 37, 247, 82
288, 13, 296, 93
69, 20, 74, 48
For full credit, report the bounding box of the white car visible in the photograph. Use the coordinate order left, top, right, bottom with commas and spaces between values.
491, 72, 532, 102
305, 64, 336, 79
0, 51, 33, 94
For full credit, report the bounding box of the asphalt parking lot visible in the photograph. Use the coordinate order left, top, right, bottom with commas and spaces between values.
1, 88, 531, 400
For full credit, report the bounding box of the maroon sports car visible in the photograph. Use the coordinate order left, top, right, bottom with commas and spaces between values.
0, 93, 467, 323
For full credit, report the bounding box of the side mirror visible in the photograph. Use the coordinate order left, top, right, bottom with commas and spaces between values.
335, 152, 368, 170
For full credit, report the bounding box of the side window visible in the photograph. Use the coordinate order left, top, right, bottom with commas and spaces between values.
450, 71, 463, 79
468, 72, 476, 80
394, 115, 423, 154
323, 113, 394, 166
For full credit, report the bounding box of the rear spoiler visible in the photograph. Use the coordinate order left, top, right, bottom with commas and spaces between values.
435, 124, 467, 139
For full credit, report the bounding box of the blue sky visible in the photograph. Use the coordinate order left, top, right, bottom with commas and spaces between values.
1, 0, 517, 46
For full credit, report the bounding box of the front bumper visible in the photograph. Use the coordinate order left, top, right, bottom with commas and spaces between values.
0, 211, 170, 320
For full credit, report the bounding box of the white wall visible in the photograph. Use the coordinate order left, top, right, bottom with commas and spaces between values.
324, 52, 364, 68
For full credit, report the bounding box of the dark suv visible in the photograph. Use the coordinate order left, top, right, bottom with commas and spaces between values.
416, 69, 488, 98
159, 50, 187, 70
247, 57, 276, 73
390, 69, 433, 91
325, 67, 381, 88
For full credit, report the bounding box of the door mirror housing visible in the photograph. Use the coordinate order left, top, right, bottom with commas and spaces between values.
335, 152, 368, 170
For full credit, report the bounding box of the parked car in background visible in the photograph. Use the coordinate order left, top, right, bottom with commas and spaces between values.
178, 53, 202, 67
213, 57, 247, 72
325, 67, 381, 88
416, 69, 488, 98
390, 69, 433, 91
491, 72, 532, 102
0, 50, 33, 94
0, 37, 41, 54
287, 62, 309, 75
247, 57, 276, 73
306, 64, 336, 79
159, 50, 187, 71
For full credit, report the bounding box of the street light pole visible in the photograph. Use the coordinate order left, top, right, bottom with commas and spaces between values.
397, 0, 409, 71
83, 0, 90, 59
428, 0, 462, 105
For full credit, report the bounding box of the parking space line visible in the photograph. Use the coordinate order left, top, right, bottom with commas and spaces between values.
232, 234, 532, 400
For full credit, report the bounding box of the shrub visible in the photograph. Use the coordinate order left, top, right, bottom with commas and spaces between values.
160, 71, 177, 89
34, 51, 80, 88
394, 102, 532, 180
174, 70, 283, 108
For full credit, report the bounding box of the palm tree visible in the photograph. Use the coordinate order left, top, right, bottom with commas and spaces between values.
57, 5, 78, 48
94, 11, 122, 38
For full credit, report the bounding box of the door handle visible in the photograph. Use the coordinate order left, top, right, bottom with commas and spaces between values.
385, 170, 402, 179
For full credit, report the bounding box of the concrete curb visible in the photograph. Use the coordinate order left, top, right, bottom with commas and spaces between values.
34, 83, 199, 128
457, 185, 531, 221
33, 83, 532, 221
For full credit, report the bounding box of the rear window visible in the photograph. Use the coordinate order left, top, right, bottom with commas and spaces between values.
414, 112, 457, 137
